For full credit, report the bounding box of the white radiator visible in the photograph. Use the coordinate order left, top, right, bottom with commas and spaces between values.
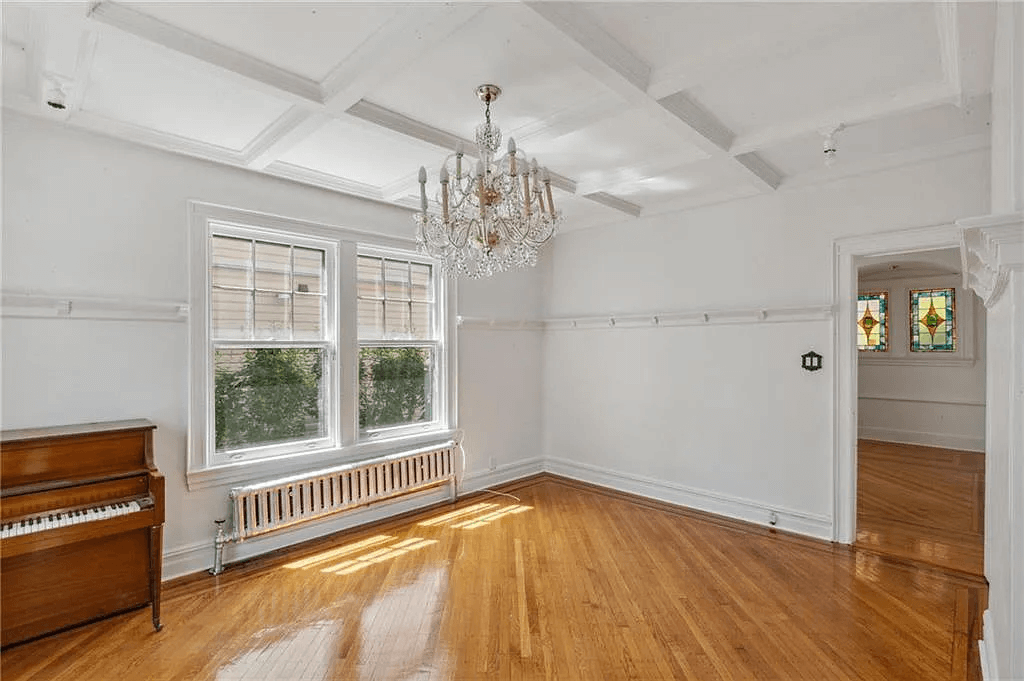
227, 443, 457, 542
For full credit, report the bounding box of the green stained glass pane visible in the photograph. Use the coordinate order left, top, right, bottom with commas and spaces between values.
910, 288, 956, 352
857, 292, 888, 351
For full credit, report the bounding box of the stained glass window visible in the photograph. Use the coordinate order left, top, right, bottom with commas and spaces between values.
910, 288, 956, 352
857, 292, 888, 351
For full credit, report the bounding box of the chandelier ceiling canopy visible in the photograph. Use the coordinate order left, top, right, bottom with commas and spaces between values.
415, 84, 561, 279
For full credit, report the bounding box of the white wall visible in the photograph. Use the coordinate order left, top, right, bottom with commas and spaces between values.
543, 149, 990, 539
857, 274, 986, 451
457, 265, 546, 489
0, 112, 545, 577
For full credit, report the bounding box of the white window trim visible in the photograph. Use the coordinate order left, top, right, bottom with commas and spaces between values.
187, 201, 458, 491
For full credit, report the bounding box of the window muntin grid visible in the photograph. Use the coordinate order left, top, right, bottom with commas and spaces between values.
356, 255, 434, 341
211, 235, 325, 341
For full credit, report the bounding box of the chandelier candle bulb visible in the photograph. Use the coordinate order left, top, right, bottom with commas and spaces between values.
508, 138, 517, 175
522, 170, 532, 218
455, 143, 463, 179
439, 166, 450, 222
418, 166, 428, 213
478, 173, 485, 220
543, 169, 555, 213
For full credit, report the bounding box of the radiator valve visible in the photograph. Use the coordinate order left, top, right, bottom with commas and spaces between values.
210, 518, 227, 576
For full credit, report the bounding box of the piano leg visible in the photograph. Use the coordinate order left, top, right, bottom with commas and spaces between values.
149, 525, 163, 631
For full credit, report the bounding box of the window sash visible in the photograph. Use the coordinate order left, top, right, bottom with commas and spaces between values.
356, 252, 438, 342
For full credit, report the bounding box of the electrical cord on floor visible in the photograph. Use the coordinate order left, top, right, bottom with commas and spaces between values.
452, 429, 521, 503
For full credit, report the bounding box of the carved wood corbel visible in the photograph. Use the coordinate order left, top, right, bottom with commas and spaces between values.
957, 213, 1024, 308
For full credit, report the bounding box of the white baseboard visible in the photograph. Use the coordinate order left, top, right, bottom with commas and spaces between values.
546, 456, 833, 541
459, 457, 545, 494
858, 426, 985, 452
978, 609, 998, 681
165, 454, 831, 580
162, 485, 454, 580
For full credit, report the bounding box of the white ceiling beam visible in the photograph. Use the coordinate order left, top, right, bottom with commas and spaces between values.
346, 99, 464, 157
66, 29, 99, 111
522, 5, 651, 93
729, 81, 961, 156
522, 2, 779, 193
582, 192, 642, 217
243, 108, 332, 170
733, 152, 782, 190
508, 92, 623, 145
656, 92, 734, 152
70, 2, 643, 217
320, 5, 484, 114
263, 161, 386, 203
24, 11, 46, 107
346, 99, 579, 196
71, 109, 246, 166
935, 2, 964, 108
51, 28, 99, 122
84, 3, 488, 173
88, 1, 323, 104
645, 5, 883, 100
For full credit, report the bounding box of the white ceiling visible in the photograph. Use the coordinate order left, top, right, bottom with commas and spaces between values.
859, 247, 963, 282
2, 2, 997, 232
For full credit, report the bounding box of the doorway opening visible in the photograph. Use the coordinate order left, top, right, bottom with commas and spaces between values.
853, 247, 985, 575
832, 223, 986, 564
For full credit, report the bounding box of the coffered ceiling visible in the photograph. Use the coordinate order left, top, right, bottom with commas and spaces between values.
2, 2, 997, 232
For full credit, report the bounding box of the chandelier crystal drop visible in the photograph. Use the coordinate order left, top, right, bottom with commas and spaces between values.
414, 84, 561, 278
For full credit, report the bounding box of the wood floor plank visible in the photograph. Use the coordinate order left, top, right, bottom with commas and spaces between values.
856, 440, 984, 576
2, 474, 987, 680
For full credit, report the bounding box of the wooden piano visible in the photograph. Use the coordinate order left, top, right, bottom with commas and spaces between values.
0, 419, 164, 647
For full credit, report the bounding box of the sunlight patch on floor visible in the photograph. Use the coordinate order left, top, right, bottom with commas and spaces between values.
281, 535, 394, 570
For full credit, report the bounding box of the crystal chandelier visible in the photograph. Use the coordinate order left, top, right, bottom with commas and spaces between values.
415, 84, 561, 278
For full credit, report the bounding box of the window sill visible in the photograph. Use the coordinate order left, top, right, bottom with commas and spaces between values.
186, 428, 458, 491
858, 356, 976, 368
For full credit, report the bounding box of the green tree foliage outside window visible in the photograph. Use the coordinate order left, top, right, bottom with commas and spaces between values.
215, 348, 324, 451
359, 347, 432, 430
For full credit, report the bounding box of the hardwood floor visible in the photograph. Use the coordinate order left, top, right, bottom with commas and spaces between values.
856, 440, 985, 576
2, 474, 987, 681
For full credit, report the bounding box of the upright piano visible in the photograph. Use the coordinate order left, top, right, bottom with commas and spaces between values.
0, 419, 164, 647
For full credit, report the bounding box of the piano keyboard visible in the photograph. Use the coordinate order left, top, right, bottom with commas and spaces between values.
1, 500, 145, 539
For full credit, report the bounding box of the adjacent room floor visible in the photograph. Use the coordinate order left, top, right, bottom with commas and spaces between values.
2, 474, 985, 681
856, 439, 985, 577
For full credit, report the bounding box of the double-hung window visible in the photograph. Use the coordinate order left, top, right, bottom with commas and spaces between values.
357, 252, 440, 438
209, 230, 335, 458
189, 203, 453, 489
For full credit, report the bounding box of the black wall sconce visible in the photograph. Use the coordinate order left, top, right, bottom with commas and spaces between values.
801, 350, 823, 372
